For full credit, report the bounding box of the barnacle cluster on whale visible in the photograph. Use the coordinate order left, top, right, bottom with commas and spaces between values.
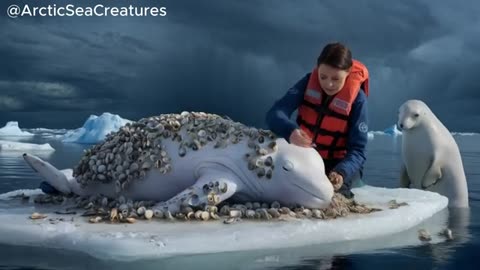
73, 111, 278, 193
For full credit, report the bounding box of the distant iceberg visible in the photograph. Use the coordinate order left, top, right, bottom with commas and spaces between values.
25, 128, 69, 139
382, 125, 402, 136
369, 125, 478, 137
62, 113, 132, 144
451, 132, 479, 136
0, 122, 34, 136
27, 128, 69, 134
0, 140, 55, 152
369, 125, 402, 137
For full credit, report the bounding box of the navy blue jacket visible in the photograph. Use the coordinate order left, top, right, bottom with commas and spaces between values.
265, 73, 369, 184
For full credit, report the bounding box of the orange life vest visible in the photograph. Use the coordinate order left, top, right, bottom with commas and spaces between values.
296, 59, 369, 161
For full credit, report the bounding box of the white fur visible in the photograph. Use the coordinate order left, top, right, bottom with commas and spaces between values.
398, 100, 469, 208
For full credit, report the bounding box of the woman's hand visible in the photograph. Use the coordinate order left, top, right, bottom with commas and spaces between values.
289, 129, 313, 148
328, 171, 344, 191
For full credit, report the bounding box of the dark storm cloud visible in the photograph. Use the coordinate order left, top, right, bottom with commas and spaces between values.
0, 0, 479, 131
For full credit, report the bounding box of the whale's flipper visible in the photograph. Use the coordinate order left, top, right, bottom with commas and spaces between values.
23, 153, 73, 194
400, 164, 411, 188
422, 156, 443, 189
153, 170, 239, 214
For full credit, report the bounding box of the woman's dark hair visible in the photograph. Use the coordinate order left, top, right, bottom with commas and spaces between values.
316, 42, 352, 70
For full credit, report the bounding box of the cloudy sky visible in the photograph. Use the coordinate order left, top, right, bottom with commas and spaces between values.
1, 0, 479, 132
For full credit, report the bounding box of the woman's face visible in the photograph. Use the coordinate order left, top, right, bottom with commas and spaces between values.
317, 64, 350, 96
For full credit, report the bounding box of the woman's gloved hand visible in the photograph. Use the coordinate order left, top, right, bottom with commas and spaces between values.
328, 171, 344, 191
289, 129, 313, 148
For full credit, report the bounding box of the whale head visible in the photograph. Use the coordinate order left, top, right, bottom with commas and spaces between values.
265, 139, 334, 208
397, 99, 430, 131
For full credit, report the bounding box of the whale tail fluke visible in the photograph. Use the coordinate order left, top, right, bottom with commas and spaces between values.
23, 153, 72, 194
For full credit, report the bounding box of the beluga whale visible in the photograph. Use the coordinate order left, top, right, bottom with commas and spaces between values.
398, 100, 469, 208
23, 111, 335, 216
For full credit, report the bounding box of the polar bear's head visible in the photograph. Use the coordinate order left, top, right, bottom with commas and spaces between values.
397, 100, 429, 131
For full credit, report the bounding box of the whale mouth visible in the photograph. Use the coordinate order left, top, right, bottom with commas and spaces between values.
292, 182, 327, 203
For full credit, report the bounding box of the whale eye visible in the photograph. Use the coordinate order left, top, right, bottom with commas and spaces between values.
282, 160, 294, 172
414, 113, 420, 118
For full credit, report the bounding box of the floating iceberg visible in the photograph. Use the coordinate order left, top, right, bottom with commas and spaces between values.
451, 132, 479, 136
369, 126, 478, 137
62, 113, 132, 144
382, 125, 402, 136
0, 122, 34, 136
24, 128, 69, 139
0, 186, 448, 261
0, 140, 55, 152
369, 125, 403, 137
26, 128, 69, 134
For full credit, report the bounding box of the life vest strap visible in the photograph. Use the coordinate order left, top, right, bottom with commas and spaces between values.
297, 118, 348, 138
329, 136, 342, 159
300, 100, 349, 121
313, 144, 347, 151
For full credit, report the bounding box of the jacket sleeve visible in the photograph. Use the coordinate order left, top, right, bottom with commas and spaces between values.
265, 73, 309, 142
333, 91, 369, 183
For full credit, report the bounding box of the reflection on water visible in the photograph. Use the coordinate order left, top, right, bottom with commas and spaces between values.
267, 207, 472, 270
0, 134, 478, 269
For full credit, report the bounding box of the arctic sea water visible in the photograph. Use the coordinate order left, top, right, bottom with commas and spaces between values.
0, 130, 478, 270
